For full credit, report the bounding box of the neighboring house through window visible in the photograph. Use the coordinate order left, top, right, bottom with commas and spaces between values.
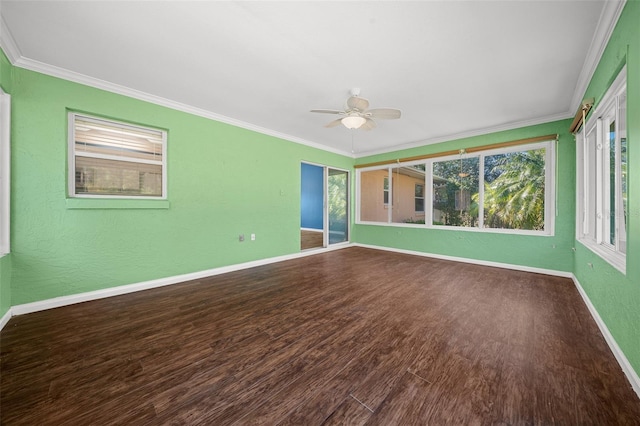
357, 139, 555, 235
69, 113, 167, 199
415, 184, 424, 213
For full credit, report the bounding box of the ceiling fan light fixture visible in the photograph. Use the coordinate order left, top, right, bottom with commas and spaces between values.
341, 115, 366, 129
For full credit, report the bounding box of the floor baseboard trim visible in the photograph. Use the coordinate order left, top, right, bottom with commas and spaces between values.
353, 243, 573, 278
571, 274, 640, 399
8, 244, 353, 319
0, 307, 12, 330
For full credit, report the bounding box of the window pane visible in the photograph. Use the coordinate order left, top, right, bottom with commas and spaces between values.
75, 156, 162, 196
619, 92, 627, 253
359, 169, 389, 222
609, 120, 616, 245
484, 149, 546, 230
432, 157, 479, 227
415, 184, 425, 213
586, 127, 597, 239
328, 169, 348, 244
391, 165, 426, 224
75, 116, 163, 162
383, 176, 389, 205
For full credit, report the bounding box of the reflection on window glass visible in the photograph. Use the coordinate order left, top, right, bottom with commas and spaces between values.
483, 149, 546, 231
432, 157, 479, 227
390, 165, 426, 224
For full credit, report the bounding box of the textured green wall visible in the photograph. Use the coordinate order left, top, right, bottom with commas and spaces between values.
353, 119, 576, 273
0, 255, 10, 316
0, 49, 11, 318
9, 65, 352, 305
573, 1, 640, 376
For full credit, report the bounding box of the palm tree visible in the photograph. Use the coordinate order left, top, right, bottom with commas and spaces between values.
482, 149, 545, 230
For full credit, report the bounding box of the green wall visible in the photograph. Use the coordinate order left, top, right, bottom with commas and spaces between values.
0, 49, 11, 318
353, 119, 576, 273
8, 63, 352, 305
573, 0, 640, 376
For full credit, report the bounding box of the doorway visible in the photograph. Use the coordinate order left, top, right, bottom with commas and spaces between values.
300, 163, 349, 250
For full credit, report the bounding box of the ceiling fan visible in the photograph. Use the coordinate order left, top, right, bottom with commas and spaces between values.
311, 89, 401, 130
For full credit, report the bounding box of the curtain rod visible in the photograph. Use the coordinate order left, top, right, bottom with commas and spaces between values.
354, 134, 558, 169
569, 98, 594, 133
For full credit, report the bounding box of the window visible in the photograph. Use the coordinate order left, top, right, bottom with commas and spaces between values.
576, 66, 626, 272
415, 184, 424, 213
357, 140, 555, 235
0, 90, 10, 255
69, 113, 166, 198
383, 176, 389, 205
432, 156, 479, 227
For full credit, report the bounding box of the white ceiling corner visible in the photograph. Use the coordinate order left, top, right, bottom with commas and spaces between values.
0, 1, 623, 158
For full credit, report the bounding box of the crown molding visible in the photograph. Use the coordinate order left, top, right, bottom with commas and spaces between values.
0, 32, 353, 158
354, 110, 571, 158
569, 0, 626, 112
0, 15, 21, 64
0, 1, 625, 161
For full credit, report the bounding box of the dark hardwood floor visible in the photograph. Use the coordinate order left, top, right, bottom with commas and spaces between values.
1, 247, 639, 425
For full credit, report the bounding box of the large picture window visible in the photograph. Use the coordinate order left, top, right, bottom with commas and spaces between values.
357, 140, 555, 235
68, 113, 167, 199
576, 66, 626, 272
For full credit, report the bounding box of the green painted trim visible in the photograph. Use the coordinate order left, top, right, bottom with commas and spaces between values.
66, 198, 170, 210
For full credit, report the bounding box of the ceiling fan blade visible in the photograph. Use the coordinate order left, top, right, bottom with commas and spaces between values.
366, 108, 401, 120
325, 118, 343, 128
346, 95, 369, 111
311, 109, 344, 115
360, 118, 377, 131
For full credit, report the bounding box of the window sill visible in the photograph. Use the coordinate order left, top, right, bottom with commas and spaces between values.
577, 239, 626, 274
66, 198, 170, 210
355, 220, 552, 236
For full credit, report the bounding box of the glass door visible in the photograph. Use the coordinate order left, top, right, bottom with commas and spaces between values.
327, 168, 349, 244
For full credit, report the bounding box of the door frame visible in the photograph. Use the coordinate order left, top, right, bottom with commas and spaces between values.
301, 161, 350, 249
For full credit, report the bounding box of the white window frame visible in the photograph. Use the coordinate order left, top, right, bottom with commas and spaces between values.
356, 140, 555, 236
0, 89, 10, 255
68, 112, 167, 199
576, 66, 626, 273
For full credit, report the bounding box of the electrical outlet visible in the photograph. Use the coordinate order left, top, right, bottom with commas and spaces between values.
239, 234, 245, 242
251, 234, 256, 241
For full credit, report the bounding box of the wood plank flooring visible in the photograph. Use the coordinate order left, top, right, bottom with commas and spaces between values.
1, 247, 639, 424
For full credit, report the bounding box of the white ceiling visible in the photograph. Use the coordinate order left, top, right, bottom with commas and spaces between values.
0, 1, 621, 157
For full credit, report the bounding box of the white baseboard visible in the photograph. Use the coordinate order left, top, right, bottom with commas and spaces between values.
571, 274, 640, 399
0, 307, 11, 330
9, 243, 353, 318
352, 243, 573, 278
